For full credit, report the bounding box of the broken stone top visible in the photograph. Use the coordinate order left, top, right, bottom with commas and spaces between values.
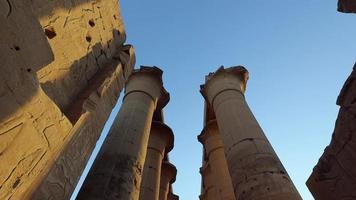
125, 66, 170, 109
151, 121, 175, 153
200, 65, 249, 106
337, 64, 356, 107
162, 162, 178, 183
338, 0, 356, 13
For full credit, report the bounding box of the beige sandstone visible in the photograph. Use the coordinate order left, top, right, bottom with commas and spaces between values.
201, 66, 302, 200
198, 119, 235, 200
307, 65, 356, 200
159, 162, 177, 200
199, 162, 217, 200
77, 66, 169, 199
139, 121, 174, 200
0, 0, 134, 199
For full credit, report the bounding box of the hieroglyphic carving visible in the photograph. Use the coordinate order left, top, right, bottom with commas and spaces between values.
0, 0, 135, 199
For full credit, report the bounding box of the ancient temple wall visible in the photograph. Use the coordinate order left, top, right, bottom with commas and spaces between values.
0, 1, 134, 199
338, 0, 356, 13
307, 65, 356, 200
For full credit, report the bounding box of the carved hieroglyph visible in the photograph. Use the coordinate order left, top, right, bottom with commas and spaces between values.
307, 65, 356, 200
0, 0, 135, 199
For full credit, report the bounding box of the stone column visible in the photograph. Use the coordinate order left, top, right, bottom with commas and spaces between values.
159, 162, 177, 200
200, 66, 301, 200
198, 120, 235, 200
139, 121, 174, 200
199, 162, 217, 200
77, 66, 169, 200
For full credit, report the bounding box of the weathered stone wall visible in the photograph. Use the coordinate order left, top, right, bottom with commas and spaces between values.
338, 0, 356, 13
307, 64, 356, 200
0, 0, 135, 199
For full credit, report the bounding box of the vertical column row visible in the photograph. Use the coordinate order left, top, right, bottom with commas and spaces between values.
198, 120, 235, 200
77, 66, 178, 200
200, 66, 302, 200
139, 121, 176, 200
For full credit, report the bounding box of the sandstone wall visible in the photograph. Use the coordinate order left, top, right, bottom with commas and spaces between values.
0, 0, 135, 199
307, 65, 356, 199
338, 0, 356, 13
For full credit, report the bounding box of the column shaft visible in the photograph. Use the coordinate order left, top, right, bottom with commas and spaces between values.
200, 120, 235, 200
199, 163, 218, 200
159, 163, 177, 200
202, 66, 301, 200
139, 122, 173, 200
140, 147, 163, 200
77, 67, 166, 200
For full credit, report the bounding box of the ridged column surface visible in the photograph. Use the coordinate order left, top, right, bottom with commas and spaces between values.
201, 66, 301, 200
77, 66, 169, 200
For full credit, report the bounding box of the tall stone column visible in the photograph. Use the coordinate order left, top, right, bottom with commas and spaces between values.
200, 66, 301, 200
198, 120, 235, 200
199, 162, 218, 200
159, 162, 177, 200
77, 66, 169, 200
139, 121, 174, 200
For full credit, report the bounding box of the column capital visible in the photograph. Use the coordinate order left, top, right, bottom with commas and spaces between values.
200, 66, 249, 107
150, 121, 175, 153
161, 162, 177, 184
197, 120, 219, 144
125, 66, 170, 109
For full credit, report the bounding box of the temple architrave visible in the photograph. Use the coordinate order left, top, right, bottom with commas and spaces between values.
199, 66, 302, 200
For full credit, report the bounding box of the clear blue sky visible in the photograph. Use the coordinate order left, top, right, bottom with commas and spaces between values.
72, 1, 356, 199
